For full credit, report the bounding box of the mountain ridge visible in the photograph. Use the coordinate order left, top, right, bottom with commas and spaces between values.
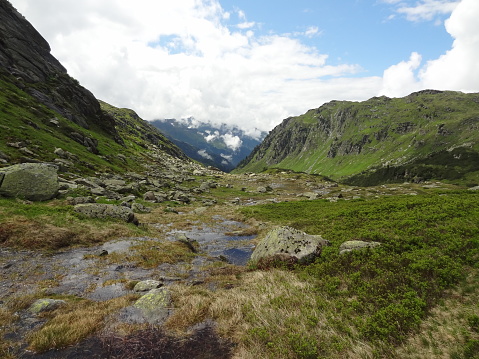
235, 90, 479, 185
151, 118, 266, 172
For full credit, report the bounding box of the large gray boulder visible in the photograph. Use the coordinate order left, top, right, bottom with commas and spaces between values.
250, 226, 330, 265
0, 163, 59, 201
74, 203, 139, 225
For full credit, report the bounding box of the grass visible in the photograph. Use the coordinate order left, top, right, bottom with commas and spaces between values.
27, 295, 138, 353
163, 190, 479, 358
101, 239, 197, 268
0, 198, 146, 250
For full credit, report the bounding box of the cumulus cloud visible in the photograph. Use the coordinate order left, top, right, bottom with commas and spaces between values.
419, 0, 479, 91
396, 0, 460, 22
222, 134, 242, 151
8, 0, 479, 134
9, 0, 377, 133
380, 52, 423, 96
197, 149, 213, 160
380, 0, 479, 96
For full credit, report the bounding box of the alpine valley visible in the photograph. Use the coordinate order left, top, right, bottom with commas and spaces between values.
1, 1, 479, 359
151, 118, 267, 172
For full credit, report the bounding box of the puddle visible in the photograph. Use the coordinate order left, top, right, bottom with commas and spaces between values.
167, 219, 256, 266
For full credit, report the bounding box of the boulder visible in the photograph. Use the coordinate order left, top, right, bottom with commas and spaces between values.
339, 240, 381, 255
250, 226, 330, 265
133, 288, 171, 323
74, 203, 139, 225
0, 163, 59, 201
29, 298, 66, 314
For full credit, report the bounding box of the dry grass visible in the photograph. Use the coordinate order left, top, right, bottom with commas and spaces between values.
0, 216, 138, 250
28, 295, 138, 353
104, 240, 197, 268
393, 269, 479, 359
165, 269, 369, 359
0, 307, 17, 359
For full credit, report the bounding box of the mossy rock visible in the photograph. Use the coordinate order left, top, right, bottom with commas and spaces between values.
133, 280, 163, 292
250, 226, 330, 265
29, 298, 66, 314
132, 288, 171, 323
0, 163, 59, 201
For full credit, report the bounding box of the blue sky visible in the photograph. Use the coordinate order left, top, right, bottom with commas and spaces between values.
220, 0, 454, 76
9, 0, 479, 135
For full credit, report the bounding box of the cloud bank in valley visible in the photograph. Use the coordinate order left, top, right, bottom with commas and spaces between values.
9, 0, 479, 133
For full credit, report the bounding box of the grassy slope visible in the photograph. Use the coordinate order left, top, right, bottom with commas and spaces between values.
0, 73, 186, 177
237, 91, 479, 184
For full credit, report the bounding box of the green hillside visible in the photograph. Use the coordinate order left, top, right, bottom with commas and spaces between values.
235, 90, 479, 185
0, 72, 186, 176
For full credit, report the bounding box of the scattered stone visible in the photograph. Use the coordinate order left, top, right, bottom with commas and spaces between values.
97, 249, 109, 257
250, 226, 330, 265
29, 299, 66, 314
133, 280, 163, 292
0, 163, 59, 201
67, 196, 95, 205
175, 233, 200, 253
131, 202, 151, 213
193, 207, 208, 215
74, 203, 139, 225
339, 240, 382, 255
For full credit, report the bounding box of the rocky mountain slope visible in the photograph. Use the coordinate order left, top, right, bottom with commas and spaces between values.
0, 0, 191, 177
236, 90, 479, 185
151, 118, 266, 172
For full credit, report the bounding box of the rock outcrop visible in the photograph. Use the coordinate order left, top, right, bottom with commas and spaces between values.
0, 162, 59, 201
0, 0, 119, 136
250, 226, 330, 265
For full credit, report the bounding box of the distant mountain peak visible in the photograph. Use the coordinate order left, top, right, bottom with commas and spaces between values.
151, 118, 267, 172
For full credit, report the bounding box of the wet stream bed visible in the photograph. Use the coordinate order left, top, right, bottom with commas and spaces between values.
0, 217, 256, 356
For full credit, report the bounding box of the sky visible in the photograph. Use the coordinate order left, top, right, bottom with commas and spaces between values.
8, 0, 479, 136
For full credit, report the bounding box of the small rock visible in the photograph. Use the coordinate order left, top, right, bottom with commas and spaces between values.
29, 299, 66, 314
339, 240, 381, 255
74, 204, 139, 225
133, 280, 163, 292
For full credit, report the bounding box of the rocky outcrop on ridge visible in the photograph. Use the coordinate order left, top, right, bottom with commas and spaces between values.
0, 0, 119, 137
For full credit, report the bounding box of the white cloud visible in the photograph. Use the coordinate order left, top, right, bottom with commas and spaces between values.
8, 0, 479, 135
222, 134, 243, 151
380, 0, 479, 96
221, 153, 233, 162
384, 0, 460, 22
380, 52, 423, 96
197, 149, 213, 160
9, 0, 381, 133
419, 0, 479, 91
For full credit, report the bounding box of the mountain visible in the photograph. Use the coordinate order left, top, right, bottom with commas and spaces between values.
151, 118, 266, 172
235, 90, 479, 186
0, 0, 188, 176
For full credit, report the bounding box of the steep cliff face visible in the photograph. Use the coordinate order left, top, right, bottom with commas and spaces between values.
236, 90, 479, 185
0, 0, 117, 136
0, 0, 188, 175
